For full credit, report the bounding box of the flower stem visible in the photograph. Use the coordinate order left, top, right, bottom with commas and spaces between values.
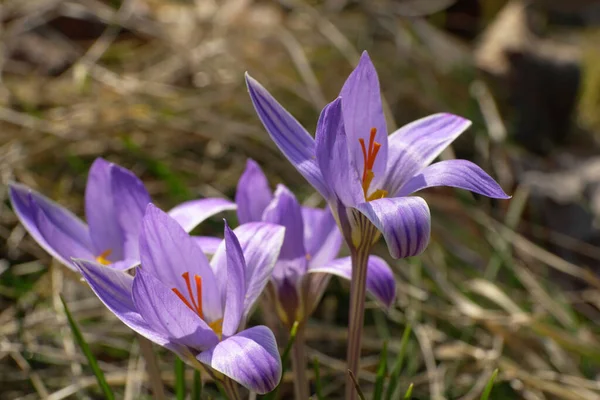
222, 377, 242, 400
291, 323, 309, 400
345, 246, 370, 400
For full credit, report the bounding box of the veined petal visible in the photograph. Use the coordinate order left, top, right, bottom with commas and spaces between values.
398, 159, 510, 199
302, 206, 343, 268
308, 255, 396, 307
315, 97, 364, 206
236, 159, 273, 224
197, 326, 281, 394
74, 259, 172, 347
245, 74, 330, 199
340, 51, 388, 188
85, 158, 124, 261
109, 259, 140, 271
222, 223, 247, 337
110, 164, 151, 260
193, 236, 222, 255
356, 197, 431, 259
133, 269, 219, 350
385, 113, 471, 196
168, 198, 236, 233
9, 183, 93, 270
139, 204, 222, 322
211, 223, 285, 320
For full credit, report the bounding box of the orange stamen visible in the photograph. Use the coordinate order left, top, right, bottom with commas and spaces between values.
96, 249, 112, 266
359, 138, 368, 182
171, 272, 204, 319
360, 128, 386, 200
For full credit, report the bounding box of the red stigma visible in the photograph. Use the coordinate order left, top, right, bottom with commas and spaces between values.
359, 128, 383, 197
172, 272, 204, 319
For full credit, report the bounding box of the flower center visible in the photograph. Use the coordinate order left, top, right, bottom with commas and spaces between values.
96, 249, 112, 266
172, 272, 223, 338
359, 128, 388, 201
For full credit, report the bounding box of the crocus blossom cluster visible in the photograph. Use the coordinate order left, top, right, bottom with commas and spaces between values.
246, 51, 509, 258
234, 159, 395, 326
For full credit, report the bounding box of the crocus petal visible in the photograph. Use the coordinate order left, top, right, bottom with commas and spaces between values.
222, 223, 247, 337
9, 183, 93, 270
139, 204, 222, 322
308, 255, 396, 307
235, 159, 273, 224
196, 326, 281, 394
302, 206, 343, 268
109, 259, 140, 271
340, 51, 388, 187
356, 197, 431, 259
211, 223, 286, 320
110, 164, 151, 260
315, 97, 364, 206
85, 158, 124, 261
245, 74, 330, 199
74, 259, 172, 347
168, 198, 237, 233
193, 236, 222, 255
384, 113, 472, 196
398, 159, 510, 199
133, 269, 219, 350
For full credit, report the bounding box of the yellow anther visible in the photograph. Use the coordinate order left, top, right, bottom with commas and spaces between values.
96, 249, 112, 266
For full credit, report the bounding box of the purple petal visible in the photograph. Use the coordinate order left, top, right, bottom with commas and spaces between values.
222, 222, 247, 337
211, 223, 285, 320
384, 113, 472, 196
139, 204, 222, 322
235, 159, 273, 224
110, 164, 151, 260
9, 183, 93, 270
340, 51, 388, 188
245, 74, 330, 199
133, 269, 219, 350
85, 158, 124, 262
302, 206, 343, 268
192, 236, 222, 255
356, 197, 431, 259
197, 325, 282, 394
168, 198, 236, 233
315, 97, 364, 206
74, 259, 172, 347
398, 159, 510, 199
109, 259, 140, 271
308, 255, 396, 307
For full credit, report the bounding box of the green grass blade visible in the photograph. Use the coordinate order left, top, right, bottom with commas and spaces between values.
192, 369, 202, 400
60, 296, 114, 400
403, 383, 414, 399
313, 357, 323, 400
263, 321, 300, 399
385, 324, 412, 400
348, 370, 366, 400
175, 357, 185, 400
480, 369, 498, 400
373, 341, 388, 400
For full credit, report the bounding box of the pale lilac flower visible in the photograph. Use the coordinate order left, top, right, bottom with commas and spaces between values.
246, 51, 509, 258
74, 204, 285, 394
9, 158, 235, 271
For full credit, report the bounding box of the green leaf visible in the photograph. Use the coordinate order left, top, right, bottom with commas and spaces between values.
373, 341, 388, 400
348, 370, 366, 400
175, 357, 185, 400
385, 324, 412, 400
60, 296, 114, 400
263, 321, 300, 399
313, 357, 323, 400
480, 369, 498, 400
192, 369, 202, 400
403, 383, 414, 399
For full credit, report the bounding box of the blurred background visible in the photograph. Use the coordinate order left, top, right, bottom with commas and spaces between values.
1, 0, 600, 398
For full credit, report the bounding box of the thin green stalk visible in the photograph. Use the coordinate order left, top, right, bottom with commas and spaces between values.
192, 369, 202, 400
175, 357, 185, 400
345, 246, 370, 400
290, 323, 309, 400
480, 369, 498, 400
403, 383, 414, 399
385, 324, 412, 400
373, 341, 388, 400
60, 296, 114, 400
265, 321, 300, 400
313, 357, 323, 400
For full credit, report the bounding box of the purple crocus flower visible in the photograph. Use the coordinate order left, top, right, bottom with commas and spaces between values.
74, 204, 285, 394
245, 51, 509, 259
8, 158, 236, 271
233, 159, 395, 326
